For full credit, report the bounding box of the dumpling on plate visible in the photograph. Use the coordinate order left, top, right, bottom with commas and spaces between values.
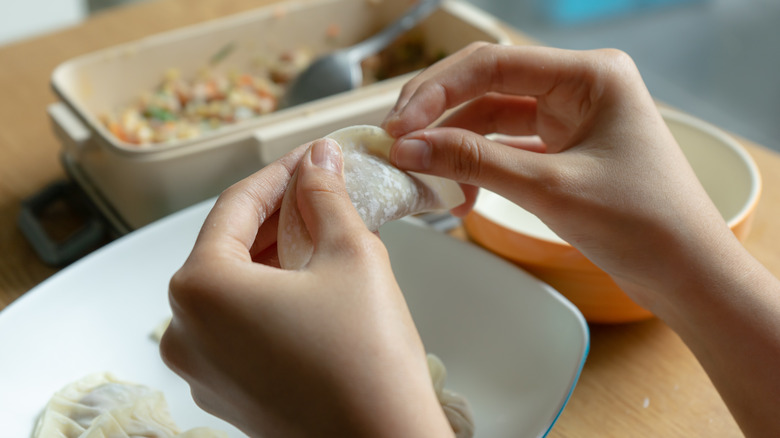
278, 125, 465, 270
427, 353, 475, 438
32, 373, 226, 438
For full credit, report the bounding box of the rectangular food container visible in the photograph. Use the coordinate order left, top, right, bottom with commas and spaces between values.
48, 0, 510, 232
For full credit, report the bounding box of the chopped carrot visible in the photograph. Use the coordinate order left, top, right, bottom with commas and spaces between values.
108, 121, 130, 143
326, 23, 341, 39
238, 74, 253, 86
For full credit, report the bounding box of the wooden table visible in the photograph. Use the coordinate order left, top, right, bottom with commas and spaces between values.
2, 0, 777, 436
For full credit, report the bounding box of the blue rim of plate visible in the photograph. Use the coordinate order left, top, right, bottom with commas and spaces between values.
401, 216, 590, 436
543, 302, 589, 436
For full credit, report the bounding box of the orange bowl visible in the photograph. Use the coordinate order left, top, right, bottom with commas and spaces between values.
463, 107, 762, 323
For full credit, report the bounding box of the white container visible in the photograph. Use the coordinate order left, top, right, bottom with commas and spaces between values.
49, 0, 510, 231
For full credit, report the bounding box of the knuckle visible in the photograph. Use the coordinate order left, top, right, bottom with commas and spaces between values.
446, 134, 484, 183
190, 390, 207, 410
398, 78, 419, 100
527, 159, 587, 215
345, 229, 380, 252
158, 321, 195, 380
168, 263, 215, 317
298, 168, 342, 196
189, 387, 221, 418
216, 179, 247, 207
595, 48, 639, 80
534, 164, 569, 195
337, 231, 388, 264
471, 41, 499, 65
158, 329, 181, 371
465, 41, 492, 54
298, 176, 352, 220
359, 233, 389, 258
415, 79, 449, 109
168, 267, 196, 308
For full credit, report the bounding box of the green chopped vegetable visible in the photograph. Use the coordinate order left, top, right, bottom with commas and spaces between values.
210, 42, 236, 66
144, 107, 176, 121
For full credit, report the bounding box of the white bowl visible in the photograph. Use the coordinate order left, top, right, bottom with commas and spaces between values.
464, 107, 762, 323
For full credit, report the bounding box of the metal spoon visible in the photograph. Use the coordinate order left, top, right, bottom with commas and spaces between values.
281, 0, 443, 108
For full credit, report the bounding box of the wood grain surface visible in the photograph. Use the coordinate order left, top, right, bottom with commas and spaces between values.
3, 0, 777, 436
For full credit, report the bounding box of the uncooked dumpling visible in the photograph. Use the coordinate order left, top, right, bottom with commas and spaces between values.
427, 354, 475, 438
278, 125, 465, 269
33, 373, 226, 438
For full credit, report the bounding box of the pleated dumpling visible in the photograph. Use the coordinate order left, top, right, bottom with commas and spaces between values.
427, 354, 475, 438
33, 373, 226, 438
278, 125, 465, 270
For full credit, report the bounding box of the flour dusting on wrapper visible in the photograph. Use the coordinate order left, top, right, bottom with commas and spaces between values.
278, 125, 465, 270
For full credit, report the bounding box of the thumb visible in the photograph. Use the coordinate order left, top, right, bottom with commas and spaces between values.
295, 138, 377, 264
390, 127, 552, 207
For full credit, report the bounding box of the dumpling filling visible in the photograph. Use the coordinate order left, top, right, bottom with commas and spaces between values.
278, 125, 465, 270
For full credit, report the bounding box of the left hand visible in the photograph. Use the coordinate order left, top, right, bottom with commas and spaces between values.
160, 140, 453, 438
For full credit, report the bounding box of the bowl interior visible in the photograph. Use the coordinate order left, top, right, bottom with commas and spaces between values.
464, 108, 761, 323
670, 111, 761, 228
471, 107, 761, 251
472, 190, 568, 246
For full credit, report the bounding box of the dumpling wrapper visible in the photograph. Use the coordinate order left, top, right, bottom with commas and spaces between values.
278, 125, 466, 270
427, 353, 475, 438
33, 373, 226, 438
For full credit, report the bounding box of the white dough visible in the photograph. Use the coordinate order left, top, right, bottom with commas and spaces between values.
278, 125, 466, 270
427, 353, 475, 438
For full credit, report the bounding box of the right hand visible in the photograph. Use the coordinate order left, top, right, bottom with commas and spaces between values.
383, 44, 780, 438
382, 43, 737, 313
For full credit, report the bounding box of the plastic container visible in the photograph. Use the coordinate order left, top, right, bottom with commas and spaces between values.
49, 0, 510, 231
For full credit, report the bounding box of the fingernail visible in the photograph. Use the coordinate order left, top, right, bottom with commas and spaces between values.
380, 113, 399, 135
393, 138, 431, 171
383, 101, 405, 124
311, 139, 342, 174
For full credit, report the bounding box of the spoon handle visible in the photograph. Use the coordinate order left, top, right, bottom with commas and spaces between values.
348, 0, 444, 61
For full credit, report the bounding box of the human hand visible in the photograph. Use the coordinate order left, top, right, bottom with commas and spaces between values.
382, 43, 737, 312
160, 140, 452, 438
382, 45, 780, 437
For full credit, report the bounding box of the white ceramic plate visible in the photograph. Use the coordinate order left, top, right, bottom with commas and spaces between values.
0, 199, 588, 438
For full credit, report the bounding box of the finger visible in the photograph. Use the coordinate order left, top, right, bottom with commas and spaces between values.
441, 134, 563, 218
429, 92, 548, 153
437, 93, 538, 137
245, 210, 278, 258
450, 184, 479, 218
390, 127, 550, 206
486, 134, 547, 153
383, 44, 593, 138
385, 41, 490, 118
294, 139, 376, 264
252, 243, 280, 267
160, 318, 203, 382
191, 144, 308, 263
